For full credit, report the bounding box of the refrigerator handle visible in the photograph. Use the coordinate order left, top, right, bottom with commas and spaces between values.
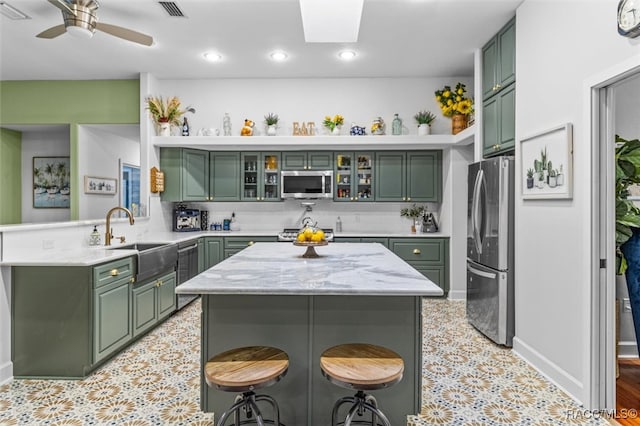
467, 263, 497, 279
472, 169, 484, 254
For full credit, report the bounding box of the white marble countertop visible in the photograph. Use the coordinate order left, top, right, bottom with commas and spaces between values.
176, 242, 443, 296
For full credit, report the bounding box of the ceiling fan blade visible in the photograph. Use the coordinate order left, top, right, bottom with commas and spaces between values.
36, 24, 67, 39
47, 0, 77, 16
95, 22, 153, 46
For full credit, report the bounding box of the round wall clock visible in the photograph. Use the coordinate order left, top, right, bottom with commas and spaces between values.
618, 0, 640, 38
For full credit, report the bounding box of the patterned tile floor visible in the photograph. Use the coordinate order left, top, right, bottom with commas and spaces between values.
0, 298, 607, 426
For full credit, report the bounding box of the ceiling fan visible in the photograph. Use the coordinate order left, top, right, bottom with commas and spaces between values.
36, 0, 153, 46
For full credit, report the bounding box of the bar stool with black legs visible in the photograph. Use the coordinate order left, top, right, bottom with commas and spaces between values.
320, 343, 404, 426
204, 346, 289, 426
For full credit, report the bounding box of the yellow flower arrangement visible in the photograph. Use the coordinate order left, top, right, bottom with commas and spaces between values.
145, 95, 194, 126
322, 114, 344, 131
434, 83, 473, 117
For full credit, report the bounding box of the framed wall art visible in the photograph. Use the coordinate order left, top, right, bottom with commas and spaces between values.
84, 176, 117, 195
520, 123, 573, 200
33, 156, 70, 208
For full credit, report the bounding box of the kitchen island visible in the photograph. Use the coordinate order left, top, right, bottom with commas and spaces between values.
176, 242, 442, 425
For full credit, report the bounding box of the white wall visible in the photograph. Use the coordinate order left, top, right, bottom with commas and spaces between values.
21, 128, 70, 223
78, 125, 140, 220
514, 0, 640, 407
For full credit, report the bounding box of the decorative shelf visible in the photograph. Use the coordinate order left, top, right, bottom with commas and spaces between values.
152, 125, 475, 151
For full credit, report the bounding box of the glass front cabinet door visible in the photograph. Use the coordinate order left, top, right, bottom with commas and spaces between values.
334, 152, 374, 202
241, 152, 281, 201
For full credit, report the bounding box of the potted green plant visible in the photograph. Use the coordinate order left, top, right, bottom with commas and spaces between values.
414, 110, 436, 136
145, 95, 194, 136
400, 203, 425, 233
616, 134, 640, 358
264, 113, 279, 136
526, 168, 534, 189
323, 114, 344, 135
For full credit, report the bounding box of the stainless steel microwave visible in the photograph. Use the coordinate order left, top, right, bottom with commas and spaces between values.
280, 170, 333, 199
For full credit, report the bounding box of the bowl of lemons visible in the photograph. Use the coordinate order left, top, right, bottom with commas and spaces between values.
293, 226, 328, 258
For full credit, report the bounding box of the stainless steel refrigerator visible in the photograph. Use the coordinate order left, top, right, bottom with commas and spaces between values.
467, 156, 515, 346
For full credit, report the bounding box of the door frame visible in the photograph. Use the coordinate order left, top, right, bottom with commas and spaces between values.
588, 56, 640, 410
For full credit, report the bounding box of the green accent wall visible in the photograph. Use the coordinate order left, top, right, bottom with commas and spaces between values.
0, 128, 22, 224
0, 80, 140, 221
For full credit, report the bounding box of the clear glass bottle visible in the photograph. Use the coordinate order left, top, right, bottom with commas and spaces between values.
392, 113, 402, 135
223, 113, 232, 136
182, 117, 189, 136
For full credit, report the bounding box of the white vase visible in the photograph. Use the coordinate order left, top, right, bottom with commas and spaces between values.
158, 122, 171, 137
418, 124, 430, 136
267, 125, 277, 136
331, 126, 341, 136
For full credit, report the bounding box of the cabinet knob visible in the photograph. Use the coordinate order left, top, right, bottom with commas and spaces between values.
351, 197, 354, 201
413, 248, 421, 255
248, 241, 255, 246
130, 277, 135, 283
110, 269, 119, 276
156, 280, 161, 287
402, 197, 406, 201
407, 197, 411, 201
496, 84, 501, 90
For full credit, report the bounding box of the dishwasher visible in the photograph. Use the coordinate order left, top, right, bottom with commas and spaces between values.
176, 238, 199, 310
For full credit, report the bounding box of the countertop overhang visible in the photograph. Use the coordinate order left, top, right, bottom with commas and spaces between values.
176, 242, 443, 297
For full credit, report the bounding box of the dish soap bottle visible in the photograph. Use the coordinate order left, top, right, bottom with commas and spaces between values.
230, 212, 240, 231
336, 216, 342, 232
89, 225, 101, 246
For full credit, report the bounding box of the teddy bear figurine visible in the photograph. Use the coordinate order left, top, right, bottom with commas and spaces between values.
240, 119, 255, 136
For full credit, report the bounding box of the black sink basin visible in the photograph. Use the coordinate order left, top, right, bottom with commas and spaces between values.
109, 242, 177, 282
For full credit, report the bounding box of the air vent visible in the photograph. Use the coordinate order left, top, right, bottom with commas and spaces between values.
0, 1, 31, 20
158, 1, 185, 17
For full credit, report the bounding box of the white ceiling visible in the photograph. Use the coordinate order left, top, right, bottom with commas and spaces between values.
0, 0, 522, 81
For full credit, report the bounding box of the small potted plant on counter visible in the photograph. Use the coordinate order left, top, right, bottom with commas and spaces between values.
264, 112, 279, 136
400, 203, 425, 233
414, 110, 436, 136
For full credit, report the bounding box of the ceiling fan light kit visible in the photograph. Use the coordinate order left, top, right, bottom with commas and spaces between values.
36, 0, 154, 46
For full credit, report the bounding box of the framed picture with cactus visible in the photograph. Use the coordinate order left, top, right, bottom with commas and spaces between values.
520, 123, 573, 200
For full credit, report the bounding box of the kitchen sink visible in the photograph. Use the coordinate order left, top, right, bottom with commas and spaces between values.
109, 242, 178, 282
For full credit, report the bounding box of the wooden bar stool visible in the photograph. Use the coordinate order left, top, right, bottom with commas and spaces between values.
204, 346, 289, 426
320, 343, 404, 426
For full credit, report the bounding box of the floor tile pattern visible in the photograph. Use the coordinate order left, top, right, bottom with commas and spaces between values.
0, 298, 606, 425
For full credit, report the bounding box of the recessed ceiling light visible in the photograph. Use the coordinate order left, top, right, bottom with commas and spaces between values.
338, 50, 357, 61
203, 52, 222, 62
270, 51, 288, 62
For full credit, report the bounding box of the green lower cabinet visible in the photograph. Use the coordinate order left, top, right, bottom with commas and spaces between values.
94, 276, 132, 363
389, 237, 449, 296
132, 271, 176, 338
334, 237, 389, 248
224, 236, 278, 258
204, 237, 224, 269
198, 238, 205, 273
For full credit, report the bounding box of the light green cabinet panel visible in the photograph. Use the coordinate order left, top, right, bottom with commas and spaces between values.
374, 151, 405, 201
282, 151, 332, 170
483, 83, 516, 157
132, 271, 176, 338
482, 17, 515, 100
334, 237, 389, 248
160, 148, 209, 202
94, 276, 132, 363
93, 256, 134, 288
406, 151, 441, 202
204, 237, 224, 269
0, 128, 22, 225
389, 237, 449, 296
375, 151, 442, 202
210, 152, 240, 201
132, 280, 157, 337
198, 238, 205, 273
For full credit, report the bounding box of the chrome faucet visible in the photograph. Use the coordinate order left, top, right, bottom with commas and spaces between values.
105, 206, 135, 246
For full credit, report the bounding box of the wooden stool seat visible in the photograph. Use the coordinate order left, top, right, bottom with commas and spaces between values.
205, 346, 289, 392
320, 343, 404, 390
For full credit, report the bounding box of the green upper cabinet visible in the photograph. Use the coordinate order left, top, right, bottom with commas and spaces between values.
375, 151, 442, 202
210, 152, 240, 201
334, 152, 374, 202
282, 151, 333, 170
160, 148, 240, 201
483, 83, 516, 157
482, 17, 515, 101
241, 152, 281, 202
482, 17, 516, 158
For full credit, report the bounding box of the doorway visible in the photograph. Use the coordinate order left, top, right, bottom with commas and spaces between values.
592, 62, 640, 413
